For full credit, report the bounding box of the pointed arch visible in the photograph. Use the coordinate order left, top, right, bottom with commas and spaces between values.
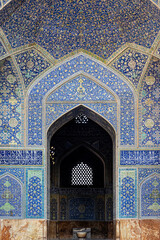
27, 54, 136, 146
0, 173, 23, 218
140, 173, 160, 218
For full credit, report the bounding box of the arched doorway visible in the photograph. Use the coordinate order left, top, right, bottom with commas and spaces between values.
47, 106, 115, 239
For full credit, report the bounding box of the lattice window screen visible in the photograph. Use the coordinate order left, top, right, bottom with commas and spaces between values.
71, 162, 93, 185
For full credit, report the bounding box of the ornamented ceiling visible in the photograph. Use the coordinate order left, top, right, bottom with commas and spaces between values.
0, 0, 160, 92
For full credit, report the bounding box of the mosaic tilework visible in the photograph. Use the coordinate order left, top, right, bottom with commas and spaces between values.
0, 168, 24, 183
26, 169, 44, 218
0, 58, 22, 145
69, 197, 94, 220
112, 49, 148, 87
0, 40, 6, 57
106, 195, 113, 221
0, 0, 11, 9
140, 174, 160, 218
2, 0, 160, 59
15, 49, 50, 88
139, 58, 160, 147
119, 169, 137, 218
46, 103, 117, 131
96, 197, 105, 220
120, 150, 160, 165
28, 55, 135, 146
151, 0, 160, 8
139, 168, 160, 184
47, 75, 115, 102
60, 197, 67, 221
50, 196, 57, 220
0, 150, 43, 165
0, 174, 22, 217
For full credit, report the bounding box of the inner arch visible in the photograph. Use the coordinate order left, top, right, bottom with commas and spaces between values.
47, 105, 115, 239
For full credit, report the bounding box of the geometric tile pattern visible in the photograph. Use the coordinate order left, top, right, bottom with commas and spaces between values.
69, 198, 94, 220
140, 174, 160, 218
0, 40, 6, 57
0, 168, 24, 183
28, 55, 135, 146
2, 0, 160, 59
50, 197, 57, 220
0, 150, 43, 165
0, 174, 22, 217
60, 197, 67, 221
47, 75, 116, 102
46, 103, 117, 131
150, 0, 160, 8
138, 168, 160, 184
120, 150, 160, 165
0, 58, 22, 145
106, 195, 113, 221
113, 49, 148, 88
119, 169, 137, 218
0, 0, 12, 10
139, 58, 160, 147
26, 169, 44, 218
15, 49, 50, 88
96, 197, 105, 220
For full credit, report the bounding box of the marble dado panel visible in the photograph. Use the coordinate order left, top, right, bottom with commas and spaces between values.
0, 219, 160, 240
120, 150, 160, 165
119, 219, 160, 240
0, 219, 47, 240
0, 150, 43, 165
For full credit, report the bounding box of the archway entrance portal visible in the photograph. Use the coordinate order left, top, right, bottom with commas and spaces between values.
48, 106, 115, 239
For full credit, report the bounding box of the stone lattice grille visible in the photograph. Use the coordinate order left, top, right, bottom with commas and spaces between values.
71, 162, 93, 186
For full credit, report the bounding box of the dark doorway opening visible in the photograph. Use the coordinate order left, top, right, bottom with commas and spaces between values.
48, 106, 114, 239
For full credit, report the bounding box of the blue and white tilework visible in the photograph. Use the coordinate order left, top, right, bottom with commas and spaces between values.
119, 169, 137, 218
139, 58, 160, 147
139, 168, 160, 184
120, 150, 160, 165
15, 49, 50, 88
140, 174, 160, 218
0, 168, 24, 183
1, 0, 160, 59
50, 197, 57, 220
151, 0, 160, 8
47, 75, 115, 102
28, 55, 135, 146
112, 49, 148, 88
46, 103, 117, 131
0, 174, 22, 217
0, 58, 23, 145
0, 150, 43, 165
60, 197, 67, 220
106, 195, 113, 221
0, 0, 12, 9
26, 169, 44, 218
69, 197, 94, 220
0, 40, 6, 57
